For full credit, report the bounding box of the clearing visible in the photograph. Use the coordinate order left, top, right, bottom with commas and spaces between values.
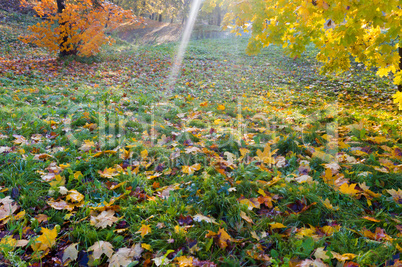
1, 9, 402, 267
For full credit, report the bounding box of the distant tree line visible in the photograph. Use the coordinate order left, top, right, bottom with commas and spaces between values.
109, 0, 226, 25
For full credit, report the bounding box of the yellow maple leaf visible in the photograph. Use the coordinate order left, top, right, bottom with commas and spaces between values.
174, 225, 187, 235
321, 198, 338, 210
270, 222, 286, 229
66, 190, 84, 203
322, 168, 336, 186
182, 163, 201, 175
387, 188, 402, 202
205, 228, 233, 249
73, 171, 83, 180
175, 256, 194, 267
141, 149, 148, 158
79, 140, 95, 152
239, 198, 260, 210
339, 183, 359, 196
31, 227, 58, 252
255, 144, 277, 166
217, 104, 225, 111
141, 243, 152, 251
98, 167, 119, 179
48, 175, 65, 187
137, 224, 151, 237
0, 235, 17, 248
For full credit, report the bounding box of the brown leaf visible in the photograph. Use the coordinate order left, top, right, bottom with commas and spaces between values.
0, 196, 19, 221
88, 241, 114, 260
90, 210, 119, 229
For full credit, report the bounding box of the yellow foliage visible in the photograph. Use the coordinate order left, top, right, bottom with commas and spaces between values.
223, 0, 402, 109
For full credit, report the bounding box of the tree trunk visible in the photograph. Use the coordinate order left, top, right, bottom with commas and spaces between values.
399, 46, 402, 92
56, 0, 70, 57
158, 14, 162, 22
216, 6, 221, 26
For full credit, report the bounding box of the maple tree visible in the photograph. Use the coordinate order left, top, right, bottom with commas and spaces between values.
20, 0, 141, 57
223, 0, 402, 109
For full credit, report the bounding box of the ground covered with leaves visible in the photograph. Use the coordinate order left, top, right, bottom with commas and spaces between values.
1, 11, 402, 267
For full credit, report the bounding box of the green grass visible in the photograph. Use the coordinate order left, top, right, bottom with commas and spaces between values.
1, 10, 402, 267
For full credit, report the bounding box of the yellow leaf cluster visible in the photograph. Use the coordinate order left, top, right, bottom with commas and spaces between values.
223, 0, 402, 109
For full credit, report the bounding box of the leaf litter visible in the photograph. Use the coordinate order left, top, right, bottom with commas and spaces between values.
0, 12, 402, 266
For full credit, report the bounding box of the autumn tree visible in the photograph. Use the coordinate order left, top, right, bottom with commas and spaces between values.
20, 0, 141, 57
223, 0, 402, 109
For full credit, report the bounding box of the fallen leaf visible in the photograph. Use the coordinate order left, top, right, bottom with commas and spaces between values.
88, 241, 114, 260
79, 140, 95, 152
66, 190, 84, 203
108, 247, 136, 267
182, 163, 201, 175
141, 149, 148, 158
47, 199, 75, 211
362, 216, 380, 222
270, 222, 286, 230
63, 243, 79, 262
193, 214, 217, 224
339, 183, 359, 196
137, 224, 151, 237
90, 210, 119, 229
141, 243, 152, 251
240, 211, 253, 224
205, 228, 233, 249
175, 255, 194, 267
0, 235, 17, 247
31, 227, 58, 252
0, 197, 19, 221
255, 143, 277, 166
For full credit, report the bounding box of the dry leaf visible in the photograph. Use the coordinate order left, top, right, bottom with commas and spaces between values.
66, 190, 84, 203
175, 255, 194, 267
108, 247, 137, 267
90, 210, 119, 229
79, 140, 95, 152
193, 214, 217, 224
205, 228, 233, 249
240, 211, 253, 224
47, 199, 75, 211
98, 167, 120, 179
88, 241, 114, 260
63, 243, 79, 262
0, 197, 19, 221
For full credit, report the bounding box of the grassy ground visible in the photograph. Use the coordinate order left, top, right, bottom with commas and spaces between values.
1, 10, 402, 267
